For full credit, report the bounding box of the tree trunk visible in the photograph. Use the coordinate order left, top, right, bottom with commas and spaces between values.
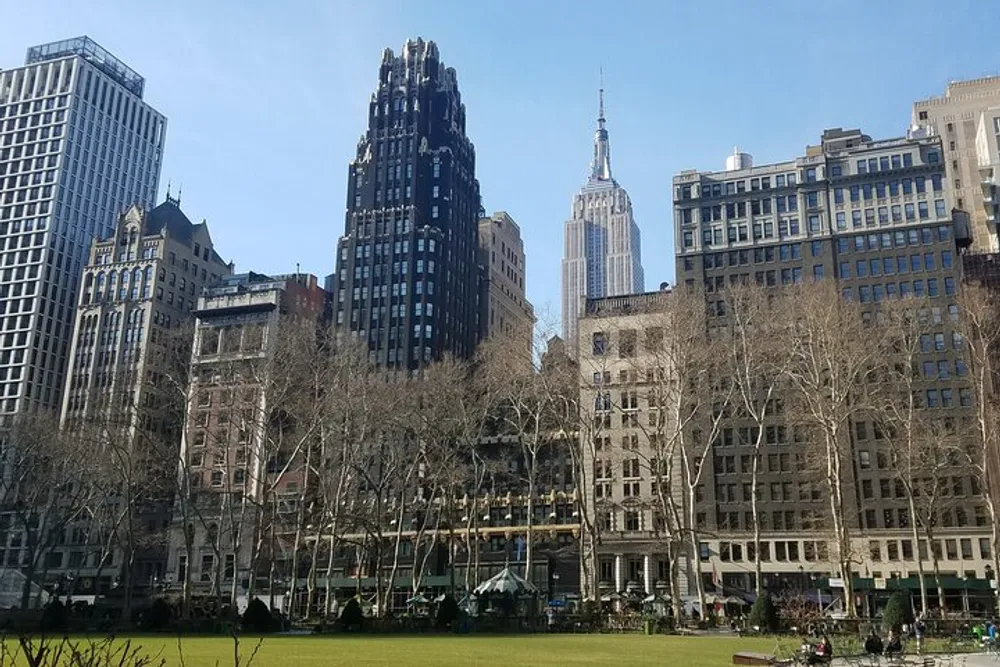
908, 495, 928, 615
751, 445, 762, 596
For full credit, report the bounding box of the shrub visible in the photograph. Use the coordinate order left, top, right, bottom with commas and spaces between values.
39, 599, 67, 632
340, 598, 363, 631
435, 595, 459, 629
144, 598, 171, 630
241, 598, 274, 633
882, 591, 913, 633
748, 592, 779, 633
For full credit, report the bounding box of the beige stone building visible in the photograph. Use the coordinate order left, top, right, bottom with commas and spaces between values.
478, 211, 534, 350
53, 196, 230, 597
914, 77, 1000, 251
577, 289, 683, 598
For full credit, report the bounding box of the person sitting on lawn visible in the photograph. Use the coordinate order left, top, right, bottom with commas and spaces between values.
807, 636, 832, 665
864, 629, 884, 656
884, 630, 903, 657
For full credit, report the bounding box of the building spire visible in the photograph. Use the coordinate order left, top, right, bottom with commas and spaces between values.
591, 67, 612, 182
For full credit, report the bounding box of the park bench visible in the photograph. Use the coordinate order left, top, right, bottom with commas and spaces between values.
732, 652, 776, 665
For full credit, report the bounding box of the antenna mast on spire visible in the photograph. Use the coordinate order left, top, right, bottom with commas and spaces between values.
598, 66, 605, 126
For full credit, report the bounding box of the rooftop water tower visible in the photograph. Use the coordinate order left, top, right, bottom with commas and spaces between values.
725, 146, 753, 171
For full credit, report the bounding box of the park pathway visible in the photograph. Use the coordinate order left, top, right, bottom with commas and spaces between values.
829, 655, 994, 667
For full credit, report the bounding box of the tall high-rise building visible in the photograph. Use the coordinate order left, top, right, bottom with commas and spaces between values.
914, 76, 1000, 252
49, 197, 230, 594
0, 37, 165, 417
561, 86, 643, 351
669, 127, 986, 600
331, 38, 481, 370
477, 211, 534, 351
168, 271, 326, 599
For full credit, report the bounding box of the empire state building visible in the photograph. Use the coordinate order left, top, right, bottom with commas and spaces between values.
561, 86, 644, 351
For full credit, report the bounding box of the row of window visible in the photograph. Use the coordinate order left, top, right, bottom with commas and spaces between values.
869, 537, 991, 563
838, 226, 952, 254
840, 250, 953, 278
843, 278, 957, 302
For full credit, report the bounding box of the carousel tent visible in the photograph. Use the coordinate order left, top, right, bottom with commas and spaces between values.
0, 570, 48, 609
474, 568, 538, 596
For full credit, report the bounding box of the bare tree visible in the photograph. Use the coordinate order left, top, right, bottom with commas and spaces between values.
480, 331, 577, 590
721, 282, 791, 597
784, 280, 882, 617
875, 296, 973, 614
954, 283, 1000, 616
0, 415, 96, 608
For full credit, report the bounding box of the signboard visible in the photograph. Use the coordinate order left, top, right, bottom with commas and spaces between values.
875, 578, 887, 590
828, 577, 845, 589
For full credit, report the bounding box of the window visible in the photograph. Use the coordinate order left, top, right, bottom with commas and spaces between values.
592, 332, 607, 356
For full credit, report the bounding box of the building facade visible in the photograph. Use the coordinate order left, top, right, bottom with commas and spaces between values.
167, 272, 326, 602
477, 211, 534, 350
577, 289, 683, 599
61, 197, 230, 430
914, 77, 1000, 252
44, 198, 229, 595
331, 38, 481, 370
672, 127, 991, 603
0, 37, 165, 416
561, 87, 644, 352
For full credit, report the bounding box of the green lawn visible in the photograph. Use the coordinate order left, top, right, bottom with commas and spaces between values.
37, 634, 798, 667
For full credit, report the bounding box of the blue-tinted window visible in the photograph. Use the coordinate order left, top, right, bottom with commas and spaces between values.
884, 258, 895, 275
903, 153, 913, 168
839, 262, 850, 278
856, 260, 869, 278
925, 253, 936, 271
870, 260, 882, 277
941, 251, 953, 268
811, 240, 823, 257
945, 277, 955, 296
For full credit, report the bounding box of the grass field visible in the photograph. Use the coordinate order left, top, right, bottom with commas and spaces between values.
23, 634, 801, 667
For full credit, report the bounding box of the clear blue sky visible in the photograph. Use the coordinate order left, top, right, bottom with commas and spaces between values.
2, 0, 998, 328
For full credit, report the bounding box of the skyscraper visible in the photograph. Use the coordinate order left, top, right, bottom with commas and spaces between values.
0, 37, 165, 417
913, 76, 1000, 252
561, 85, 643, 351
332, 38, 481, 369
477, 211, 534, 352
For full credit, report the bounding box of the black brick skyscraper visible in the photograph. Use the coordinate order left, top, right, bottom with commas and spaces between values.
332, 38, 481, 369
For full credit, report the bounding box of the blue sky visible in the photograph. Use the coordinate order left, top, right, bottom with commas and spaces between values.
2, 0, 998, 327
